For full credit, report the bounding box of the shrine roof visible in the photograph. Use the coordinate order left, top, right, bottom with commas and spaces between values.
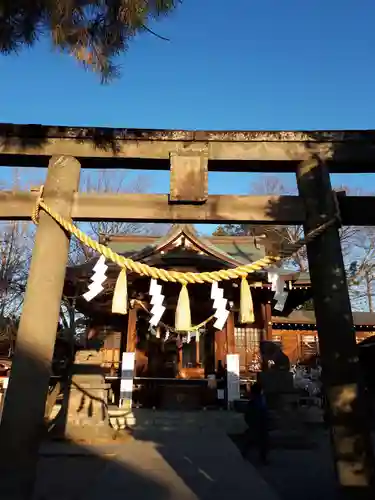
66, 225, 310, 292
65, 225, 311, 317
101, 225, 266, 267
98, 225, 310, 283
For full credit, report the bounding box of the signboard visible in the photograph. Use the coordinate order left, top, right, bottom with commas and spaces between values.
226, 354, 240, 408
119, 352, 135, 410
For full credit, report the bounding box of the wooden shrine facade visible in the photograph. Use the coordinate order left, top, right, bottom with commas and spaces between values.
66, 222, 375, 374
1, 123, 375, 496
64, 224, 312, 379
271, 310, 375, 365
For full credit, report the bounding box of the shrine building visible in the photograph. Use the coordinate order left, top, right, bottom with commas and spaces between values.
64, 224, 375, 407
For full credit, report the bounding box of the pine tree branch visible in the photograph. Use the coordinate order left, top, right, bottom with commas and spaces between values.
0, 0, 179, 80
141, 23, 170, 41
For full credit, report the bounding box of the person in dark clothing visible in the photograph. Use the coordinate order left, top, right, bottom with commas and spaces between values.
216, 361, 227, 407
241, 382, 269, 464
216, 360, 227, 380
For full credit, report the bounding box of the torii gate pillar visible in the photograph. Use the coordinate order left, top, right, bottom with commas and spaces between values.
296, 158, 375, 499
0, 156, 81, 499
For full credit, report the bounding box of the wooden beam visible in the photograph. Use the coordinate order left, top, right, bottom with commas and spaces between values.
2, 124, 375, 171
296, 159, 375, 498
0, 156, 81, 497
1, 191, 305, 223
1, 190, 375, 226
3, 123, 375, 143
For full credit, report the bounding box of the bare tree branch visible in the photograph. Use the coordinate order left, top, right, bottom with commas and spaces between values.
68, 169, 171, 265
0, 220, 33, 318
213, 175, 375, 311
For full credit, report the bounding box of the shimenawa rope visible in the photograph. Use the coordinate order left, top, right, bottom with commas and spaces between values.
31, 185, 338, 285
134, 300, 215, 333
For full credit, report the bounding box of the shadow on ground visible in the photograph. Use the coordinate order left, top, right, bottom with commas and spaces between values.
34, 440, 171, 500
229, 428, 336, 500
125, 413, 279, 500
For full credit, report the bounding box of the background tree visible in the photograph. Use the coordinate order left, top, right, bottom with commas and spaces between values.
348, 229, 375, 311
214, 175, 358, 270
213, 175, 375, 310
0, 167, 170, 351
0, 220, 32, 356
0, 0, 179, 81
68, 169, 170, 265
0, 221, 32, 317
59, 169, 170, 348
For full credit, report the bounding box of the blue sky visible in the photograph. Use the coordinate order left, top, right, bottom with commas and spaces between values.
1, 0, 375, 233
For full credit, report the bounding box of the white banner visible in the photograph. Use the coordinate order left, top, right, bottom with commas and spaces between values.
120, 352, 135, 410
226, 354, 240, 407
0, 377, 9, 421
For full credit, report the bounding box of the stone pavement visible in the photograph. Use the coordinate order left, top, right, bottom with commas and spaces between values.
231, 427, 336, 500
257, 432, 335, 500
34, 419, 280, 500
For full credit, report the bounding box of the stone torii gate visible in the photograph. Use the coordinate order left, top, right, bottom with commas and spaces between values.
0, 125, 374, 499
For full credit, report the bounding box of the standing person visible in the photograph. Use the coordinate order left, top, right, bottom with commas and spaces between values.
241, 382, 269, 464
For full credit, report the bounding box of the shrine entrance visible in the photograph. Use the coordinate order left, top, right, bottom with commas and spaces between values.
134, 311, 207, 380
0, 125, 375, 498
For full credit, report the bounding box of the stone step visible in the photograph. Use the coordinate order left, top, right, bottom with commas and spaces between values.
47, 404, 124, 443
50, 402, 323, 436
108, 408, 248, 433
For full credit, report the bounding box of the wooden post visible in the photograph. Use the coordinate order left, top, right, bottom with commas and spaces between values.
0, 156, 81, 498
215, 327, 226, 368
196, 333, 200, 365
296, 158, 375, 498
204, 328, 215, 377
177, 341, 183, 374
126, 307, 138, 352
261, 301, 273, 341
226, 311, 236, 355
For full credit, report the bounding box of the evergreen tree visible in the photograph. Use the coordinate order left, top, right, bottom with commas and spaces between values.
0, 1, 179, 81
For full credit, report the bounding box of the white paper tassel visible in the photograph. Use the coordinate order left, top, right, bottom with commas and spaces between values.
268, 272, 284, 294
83, 255, 107, 301
211, 282, 229, 330
149, 278, 165, 327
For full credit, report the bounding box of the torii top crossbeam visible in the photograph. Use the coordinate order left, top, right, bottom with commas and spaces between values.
0, 123, 375, 173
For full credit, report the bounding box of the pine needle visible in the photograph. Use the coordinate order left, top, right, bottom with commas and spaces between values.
0, 0, 180, 81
